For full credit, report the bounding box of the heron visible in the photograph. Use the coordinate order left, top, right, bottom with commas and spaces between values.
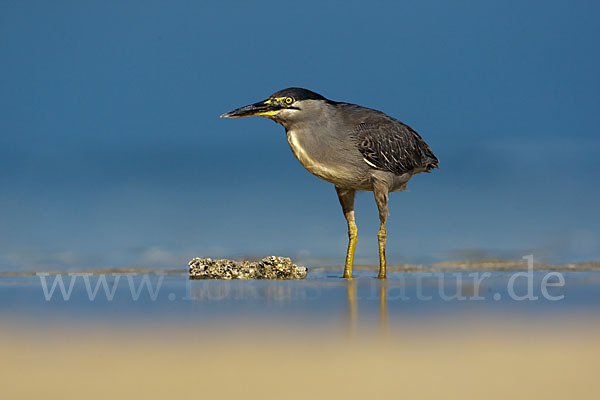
221, 88, 439, 279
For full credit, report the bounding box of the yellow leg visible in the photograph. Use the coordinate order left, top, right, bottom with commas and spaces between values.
377, 223, 387, 279
336, 187, 357, 279
343, 217, 357, 279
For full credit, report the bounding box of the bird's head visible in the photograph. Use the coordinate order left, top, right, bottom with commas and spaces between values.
220, 87, 328, 126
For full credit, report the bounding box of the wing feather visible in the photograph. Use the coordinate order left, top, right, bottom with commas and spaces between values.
354, 118, 438, 174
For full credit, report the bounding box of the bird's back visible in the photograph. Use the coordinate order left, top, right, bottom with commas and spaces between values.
336, 103, 439, 175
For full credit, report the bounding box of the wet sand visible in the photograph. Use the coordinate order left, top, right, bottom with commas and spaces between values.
2, 320, 599, 400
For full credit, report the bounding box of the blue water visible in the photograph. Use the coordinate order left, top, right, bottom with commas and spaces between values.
1, 1, 599, 272
2, 271, 598, 327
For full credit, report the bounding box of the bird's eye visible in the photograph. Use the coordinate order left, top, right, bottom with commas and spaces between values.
285, 97, 294, 104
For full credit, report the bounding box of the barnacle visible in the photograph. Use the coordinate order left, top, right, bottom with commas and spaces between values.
188, 256, 307, 280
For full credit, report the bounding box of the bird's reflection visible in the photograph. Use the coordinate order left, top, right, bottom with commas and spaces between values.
346, 281, 358, 336
346, 280, 388, 338
379, 282, 388, 337
186, 276, 392, 337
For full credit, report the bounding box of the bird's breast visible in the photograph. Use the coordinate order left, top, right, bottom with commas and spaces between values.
286, 129, 365, 187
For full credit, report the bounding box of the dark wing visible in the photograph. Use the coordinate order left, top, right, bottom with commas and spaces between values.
354, 117, 439, 174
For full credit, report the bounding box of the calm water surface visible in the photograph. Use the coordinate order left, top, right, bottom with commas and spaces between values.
1, 270, 599, 329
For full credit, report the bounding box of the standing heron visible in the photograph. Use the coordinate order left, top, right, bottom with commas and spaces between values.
221, 88, 439, 279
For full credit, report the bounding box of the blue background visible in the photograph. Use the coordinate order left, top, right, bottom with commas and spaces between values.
1, 0, 598, 271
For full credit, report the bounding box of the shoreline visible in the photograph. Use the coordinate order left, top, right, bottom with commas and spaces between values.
1, 259, 599, 277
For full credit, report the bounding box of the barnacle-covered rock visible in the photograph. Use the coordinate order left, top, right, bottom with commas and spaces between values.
188, 256, 307, 280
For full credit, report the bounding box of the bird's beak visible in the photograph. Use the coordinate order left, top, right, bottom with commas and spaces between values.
220, 99, 282, 119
